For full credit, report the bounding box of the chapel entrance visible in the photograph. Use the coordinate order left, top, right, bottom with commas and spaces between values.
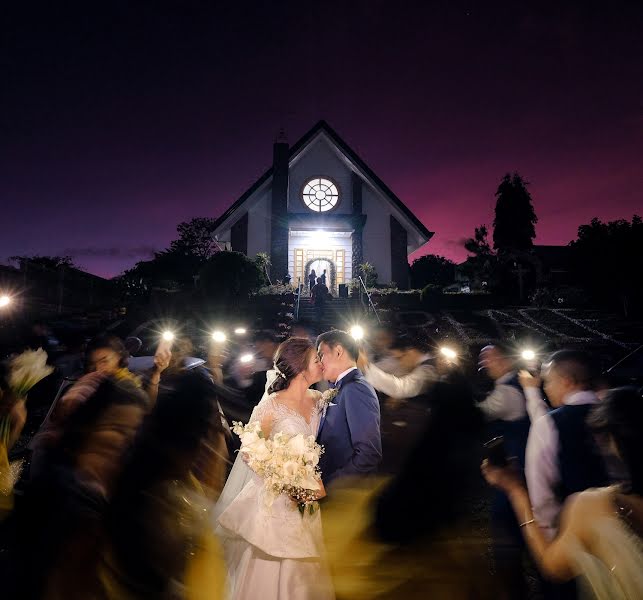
304, 257, 336, 294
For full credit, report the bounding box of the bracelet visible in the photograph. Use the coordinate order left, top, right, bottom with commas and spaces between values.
520, 518, 535, 528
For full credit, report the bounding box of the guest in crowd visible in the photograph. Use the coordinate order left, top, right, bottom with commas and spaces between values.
360, 334, 437, 402
483, 386, 643, 598
6, 376, 149, 600
93, 371, 228, 600
478, 343, 532, 599
521, 350, 609, 540
323, 379, 495, 599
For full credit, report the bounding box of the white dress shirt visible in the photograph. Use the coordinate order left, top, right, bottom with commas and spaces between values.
478, 371, 527, 421
363, 356, 436, 399
525, 389, 600, 540
334, 366, 357, 385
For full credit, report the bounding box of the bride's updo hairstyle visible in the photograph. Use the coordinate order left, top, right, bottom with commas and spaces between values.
267, 337, 315, 394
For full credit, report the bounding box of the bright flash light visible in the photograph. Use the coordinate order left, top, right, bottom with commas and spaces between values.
0, 295, 11, 308
212, 330, 227, 343
521, 349, 536, 361
234, 327, 247, 335
162, 331, 175, 342
440, 346, 458, 361
239, 353, 254, 364
350, 325, 365, 340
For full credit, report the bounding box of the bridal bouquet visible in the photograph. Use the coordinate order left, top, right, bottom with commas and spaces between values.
6, 348, 54, 398
1, 349, 52, 513
232, 420, 324, 515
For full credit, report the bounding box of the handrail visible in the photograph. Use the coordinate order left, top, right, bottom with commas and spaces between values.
358, 276, 381, 324
295, 278, 302, 321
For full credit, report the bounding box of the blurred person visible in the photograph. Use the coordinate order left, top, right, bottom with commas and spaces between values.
6, 376, 148, 600
216, 337, 333, 600
478, 343, 533, 600
317, 330, 382, 485
321, 379, 495, 600
521, 350, 609, 541
482, 386, 643, 598
518, 350, 609, 600
358, 334, 437, 473
320, 269, 327, 286
369, 324, 402, 375
308, 269, 317, 294
85, 334, 170, 406
311, 277, 330, 324
360, 334, 437, 401
86, 371, 228, 600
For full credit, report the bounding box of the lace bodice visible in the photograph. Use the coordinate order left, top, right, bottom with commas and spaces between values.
249, 391, 323, 438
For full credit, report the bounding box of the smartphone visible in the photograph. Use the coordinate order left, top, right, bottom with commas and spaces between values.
484, 436, 508, 467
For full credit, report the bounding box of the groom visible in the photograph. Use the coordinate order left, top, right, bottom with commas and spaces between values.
316, 330, 382, 485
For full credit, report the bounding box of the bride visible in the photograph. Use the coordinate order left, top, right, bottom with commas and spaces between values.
215, 337, 334, 600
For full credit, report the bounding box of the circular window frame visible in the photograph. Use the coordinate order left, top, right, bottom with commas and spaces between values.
300, 176, 341, 213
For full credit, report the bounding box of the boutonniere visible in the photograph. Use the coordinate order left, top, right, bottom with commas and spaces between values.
319, 388, 339, 409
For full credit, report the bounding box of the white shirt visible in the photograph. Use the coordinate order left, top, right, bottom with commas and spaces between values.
478, 371, 527, 421
334, 366, 357, 385
525, 389, 600, 540
363, 356, 436, 399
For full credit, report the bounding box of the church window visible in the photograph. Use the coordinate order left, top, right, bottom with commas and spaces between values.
302, 178, 339, 212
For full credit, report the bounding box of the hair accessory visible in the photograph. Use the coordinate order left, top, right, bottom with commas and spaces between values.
273, 364, 286, 379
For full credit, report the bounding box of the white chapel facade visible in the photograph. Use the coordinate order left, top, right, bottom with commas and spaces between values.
212, 121, 433, 290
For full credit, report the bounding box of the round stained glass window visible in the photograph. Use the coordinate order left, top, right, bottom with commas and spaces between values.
302, 178, 339, 212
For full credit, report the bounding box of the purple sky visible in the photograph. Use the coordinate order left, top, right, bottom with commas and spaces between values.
2, 1, 642, 278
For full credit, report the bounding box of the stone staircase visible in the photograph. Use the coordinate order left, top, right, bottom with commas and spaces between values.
296, 296, 368, 331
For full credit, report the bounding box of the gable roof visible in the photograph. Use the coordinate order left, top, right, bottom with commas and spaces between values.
213, 120, 433, 242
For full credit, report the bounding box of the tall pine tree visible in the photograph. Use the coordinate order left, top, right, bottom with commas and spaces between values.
492, 173, 538, 253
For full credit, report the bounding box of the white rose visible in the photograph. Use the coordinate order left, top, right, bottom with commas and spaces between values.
287, 434, 306, 456
251, 439, 271, 462
282, 461, 299, 482
240, 431, 260, 447
303, 451, 319, 466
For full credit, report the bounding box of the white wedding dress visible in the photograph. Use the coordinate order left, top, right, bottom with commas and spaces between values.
215, 375, 334, 600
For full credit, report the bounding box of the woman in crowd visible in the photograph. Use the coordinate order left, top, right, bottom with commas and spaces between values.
482, 386, 643, 598
95, 370, 228, 600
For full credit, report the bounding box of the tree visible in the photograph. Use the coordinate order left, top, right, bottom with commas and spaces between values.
464, 225, 493, 257
359, 262, 378, 287
116, 217, 219, 295
492, 173, 538, 253
462, 225, 496, 290
169, 217, 219, 261
570, 215, 643, 316
199, 251, 263, 303
410, 254, 456, 288
254, 253, 272, 286
10, 255, 77, 269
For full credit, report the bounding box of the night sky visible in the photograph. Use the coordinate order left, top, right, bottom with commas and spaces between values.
2, 1, 642, 278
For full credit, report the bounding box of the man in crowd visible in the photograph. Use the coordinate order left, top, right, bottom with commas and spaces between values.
478, 343, 531, 599
521, 350, 609, 539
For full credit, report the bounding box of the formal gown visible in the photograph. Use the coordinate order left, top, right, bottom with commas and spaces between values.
216, 390, 334, 600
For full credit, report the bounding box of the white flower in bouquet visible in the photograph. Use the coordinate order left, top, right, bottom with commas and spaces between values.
232, 420, 325, 516
8, 348, 54, 398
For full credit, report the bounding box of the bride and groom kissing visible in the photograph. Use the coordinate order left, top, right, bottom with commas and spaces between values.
215, 329, 382, 600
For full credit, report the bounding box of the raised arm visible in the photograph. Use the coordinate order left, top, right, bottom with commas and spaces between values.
363, 363, 436, 399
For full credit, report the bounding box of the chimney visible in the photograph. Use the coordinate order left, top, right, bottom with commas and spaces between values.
270, 128, 290, 281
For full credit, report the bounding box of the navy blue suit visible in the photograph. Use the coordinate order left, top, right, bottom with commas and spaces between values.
317, 368, 382, 485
